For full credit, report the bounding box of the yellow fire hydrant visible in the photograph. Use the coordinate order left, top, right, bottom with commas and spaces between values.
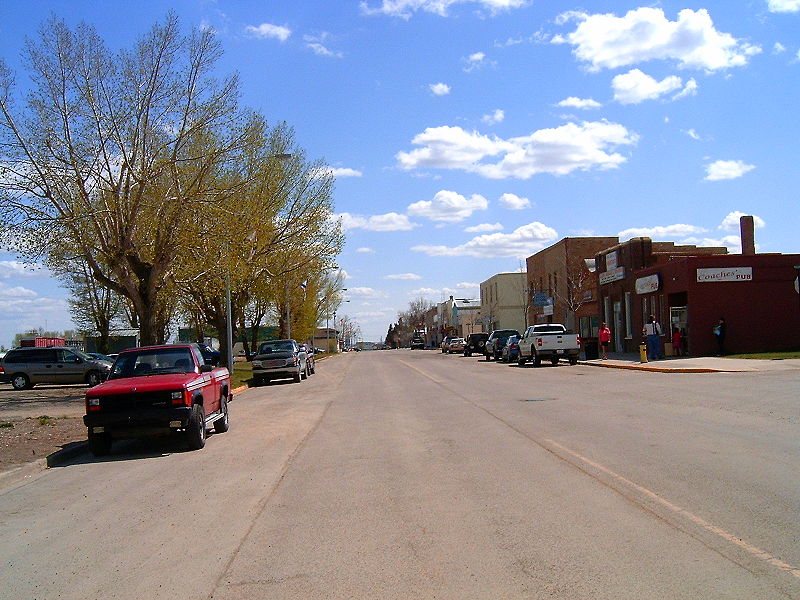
639, 342, 648, 363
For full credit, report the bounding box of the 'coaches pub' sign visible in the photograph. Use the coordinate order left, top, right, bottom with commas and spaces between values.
696, 267, 753, 282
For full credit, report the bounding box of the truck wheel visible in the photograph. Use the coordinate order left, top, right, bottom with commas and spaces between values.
569, 357, 578, 366
86, 370, 102, 387
186, 404, 206, 450
11, 373, 31, 390
464, 350, 471, 357
88, 430, 112, 456
533, 355, 542, 368
213, 394, 229, 434
517, 356, 526, 366
293, 370, 302, 383
551, 356, 559, 366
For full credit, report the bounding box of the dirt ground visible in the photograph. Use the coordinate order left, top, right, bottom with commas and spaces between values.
0, 415, 86, 472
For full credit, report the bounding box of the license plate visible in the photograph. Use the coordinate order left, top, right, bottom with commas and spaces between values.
267, 360, 283, 367
556, 349, 564, 354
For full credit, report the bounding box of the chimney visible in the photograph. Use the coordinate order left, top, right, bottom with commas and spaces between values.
740, 215, 755, 255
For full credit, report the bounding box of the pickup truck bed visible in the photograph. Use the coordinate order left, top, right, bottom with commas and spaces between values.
517, 324, 581, 367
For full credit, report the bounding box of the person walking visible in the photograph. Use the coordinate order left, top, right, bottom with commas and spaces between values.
598, 322, 611, 360
713, 317, 727, 356
642, 315, 663, 361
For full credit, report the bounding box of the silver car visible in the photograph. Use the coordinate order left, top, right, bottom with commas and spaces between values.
251, 339, 308, 384
0, 346, 112, 390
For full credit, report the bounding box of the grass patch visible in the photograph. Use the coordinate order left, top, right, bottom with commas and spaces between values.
725, 351, 800, 360
36, 415, 56, 426
0, 422, 14, 429
231, 361, 254, 389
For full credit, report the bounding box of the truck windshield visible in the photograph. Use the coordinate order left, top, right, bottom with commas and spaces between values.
258, 341, 295, 353
109, 348, 195, 379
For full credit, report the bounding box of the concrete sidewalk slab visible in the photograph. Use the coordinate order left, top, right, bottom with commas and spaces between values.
579, 354, 800, 373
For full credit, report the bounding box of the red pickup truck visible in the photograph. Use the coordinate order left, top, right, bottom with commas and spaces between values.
84, 344, 231, 456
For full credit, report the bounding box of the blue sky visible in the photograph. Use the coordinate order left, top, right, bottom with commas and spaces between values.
1, 0, 798, 347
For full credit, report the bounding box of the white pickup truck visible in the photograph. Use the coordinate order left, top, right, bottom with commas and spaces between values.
517, 324, 581, 367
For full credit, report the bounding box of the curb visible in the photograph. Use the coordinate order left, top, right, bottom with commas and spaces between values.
577, 361, 743, 373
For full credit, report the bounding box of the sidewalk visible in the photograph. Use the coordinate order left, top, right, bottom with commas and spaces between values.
578, 352, 800, 373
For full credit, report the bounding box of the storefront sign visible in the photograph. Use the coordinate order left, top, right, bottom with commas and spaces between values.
696, 267, 753, 282
606, 251, 618, 271
543, 303, 554, 316
599, 266, 625, 285
532, 293, 550, 307
635, 274, 660, 294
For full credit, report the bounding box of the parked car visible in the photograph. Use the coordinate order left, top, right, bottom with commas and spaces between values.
86, 352, 114, 363
299, 344, 316, 375
196, 342, 221, 366
446, 338, 466, 353
0, 346, 112, 390
463, 332, 489, 357
83, 343, 231, 455
440, 337, 453, 353
410, 336, 425, 350
500, 335, 521, 363
517, 324, 581, 366
251, 339, 308, 384
485, 329, 521, 361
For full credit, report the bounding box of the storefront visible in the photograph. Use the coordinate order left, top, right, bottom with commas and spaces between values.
597, 247, 800, 356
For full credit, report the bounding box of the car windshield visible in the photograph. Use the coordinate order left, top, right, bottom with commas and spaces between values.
108, 348, 195, 379
258, 341, 295, 354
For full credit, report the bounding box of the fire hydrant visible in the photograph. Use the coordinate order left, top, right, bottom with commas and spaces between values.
639, 342, 648, 363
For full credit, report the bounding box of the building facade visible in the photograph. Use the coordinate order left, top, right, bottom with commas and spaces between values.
479, 273, 527, 333
526, 237, 619, 336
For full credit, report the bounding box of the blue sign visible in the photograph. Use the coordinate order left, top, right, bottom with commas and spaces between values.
533, 293, 552, 307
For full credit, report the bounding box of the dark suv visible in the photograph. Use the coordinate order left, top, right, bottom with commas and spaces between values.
463, 333, 489, 357
485, 329, 521, 361
0, 346, 111, 390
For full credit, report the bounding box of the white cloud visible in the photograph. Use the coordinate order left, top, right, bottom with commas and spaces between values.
0, 281, 38, 299
557, 8, 761, 72
245, 23, 292, 42
430, 82, 451, 96
704, 159, 756, 181
481, 109, 505, 125
304, 33, 344, 58
719, 211, 765, 231
617, 224, 707, 241
685, 128, 701, 140
385, 273, 423, 280
556, 97, 602, 109
768, 0, 800, 13
312, 166, 363, 178
412, 221, 558, 258
498, 193, 530, 210
360, 0, 527, 19
612, 69, 692, 104
407, 190, 488, 222
464, 51, 493, 72
673, 78, 698, 100
773, 42, 787, 54
355, 247, 375, 253
337, 212, 418, 231
347, 286, 389, 299
465, 222, 503, 232
396, 121, 638, 179
0, 261, 47, 278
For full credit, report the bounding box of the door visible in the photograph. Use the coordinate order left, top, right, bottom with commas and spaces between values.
56, 349, 86, 384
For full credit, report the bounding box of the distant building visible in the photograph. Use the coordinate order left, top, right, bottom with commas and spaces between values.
479, 273, 527, 332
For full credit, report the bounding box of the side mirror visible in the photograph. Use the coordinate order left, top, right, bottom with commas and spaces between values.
200, 364, 213, 373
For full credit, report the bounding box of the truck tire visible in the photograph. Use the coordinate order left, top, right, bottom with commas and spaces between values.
293, 369, 302, 383
551, 356, 559, 366
186, 404, 206, 450
569, 356, 578, 366
533, 355, 542, 367
213, 394, 229, 434
517, 355, 526, 366
11, 373, 31, 390
88, 430, 112, 456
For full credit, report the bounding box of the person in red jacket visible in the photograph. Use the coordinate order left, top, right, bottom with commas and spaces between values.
598, 322, 611, 360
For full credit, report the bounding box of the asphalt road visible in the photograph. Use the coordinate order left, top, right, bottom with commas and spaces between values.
1, 350, 798, 599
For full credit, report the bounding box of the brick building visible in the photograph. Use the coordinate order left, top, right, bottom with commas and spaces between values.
525, 237, 619, 337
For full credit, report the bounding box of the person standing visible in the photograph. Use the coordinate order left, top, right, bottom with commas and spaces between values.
642, 315, 663, 361
714, 317, 727, 356
672, 326, 682, 357
598, 322, 611, 360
